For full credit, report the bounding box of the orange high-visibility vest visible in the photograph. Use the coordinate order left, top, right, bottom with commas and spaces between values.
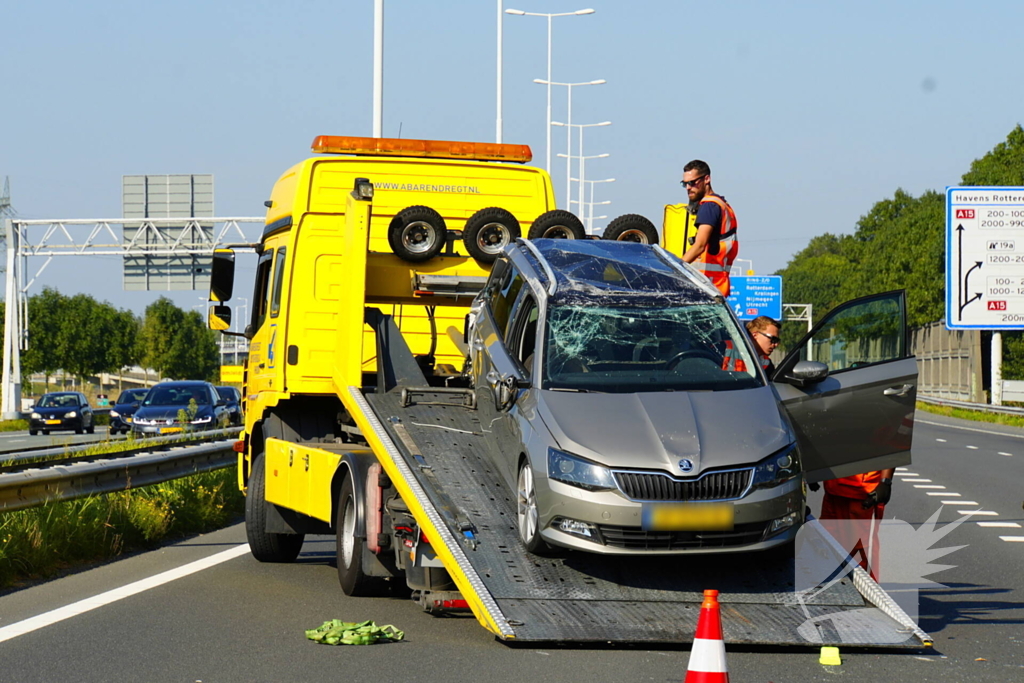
720, 340, 747, 372
695, 194, 738, 296
824, 471, 886, 500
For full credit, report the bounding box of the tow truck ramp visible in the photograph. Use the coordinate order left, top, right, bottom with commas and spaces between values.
343, 386, 930, 648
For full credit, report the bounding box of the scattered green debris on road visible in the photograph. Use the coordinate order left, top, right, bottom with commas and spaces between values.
305, 619, 405, 645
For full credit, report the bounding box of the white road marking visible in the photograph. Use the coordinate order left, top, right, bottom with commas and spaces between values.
901, 478, 932, 482
0, 544, 250, 644
940, 501, 979, 506
917, 418, 1024, 439
978, 522, 1022, 528
999, 452, 1013, 457
896, 467, 910, 471
957, 510, 999, 516
935, 438, 947, 443
966, 445, 979, 450
927, 492, 960, 496
915, 485, 946, 489
999, 536, 1024, 542
894, 472, 919, 477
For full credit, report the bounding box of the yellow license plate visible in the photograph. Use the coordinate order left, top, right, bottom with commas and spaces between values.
160, 427, 183, 434
642, 503, 734, 531
45, 419, 61, 425
125, 417, 133, 423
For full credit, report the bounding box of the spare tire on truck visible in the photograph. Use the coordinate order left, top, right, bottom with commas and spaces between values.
388, 206, 448, 262
463, 207, 521, 262
602, 214, 660, 244
527, 210, 586, 240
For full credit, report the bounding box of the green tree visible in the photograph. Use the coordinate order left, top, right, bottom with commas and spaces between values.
21, 288, 68, 388
140, 299, 219, 381
961, 124, 1024, 187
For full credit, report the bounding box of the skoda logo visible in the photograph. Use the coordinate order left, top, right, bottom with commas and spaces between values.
678, 458, 694, 473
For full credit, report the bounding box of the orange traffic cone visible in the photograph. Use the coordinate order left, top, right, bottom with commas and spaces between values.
684, 589, 730, 683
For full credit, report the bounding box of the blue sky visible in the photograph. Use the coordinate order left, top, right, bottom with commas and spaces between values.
3, 0, 1023, 314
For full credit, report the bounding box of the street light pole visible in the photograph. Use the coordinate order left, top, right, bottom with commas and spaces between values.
505, 8, 596, 172
373, 0, 384, 137
496, 0, 503, 143
537, 80, 605, 207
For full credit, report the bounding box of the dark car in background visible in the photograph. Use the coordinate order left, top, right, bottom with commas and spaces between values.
131, 381, 230, 436
215, 386, 242, 426
108, 388, 151, 435
29, 392, 95, 435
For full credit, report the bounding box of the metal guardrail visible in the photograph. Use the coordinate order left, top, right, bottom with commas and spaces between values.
918, 394, 1024, 417
0, 438, 239, 513
0, 427, 241, 466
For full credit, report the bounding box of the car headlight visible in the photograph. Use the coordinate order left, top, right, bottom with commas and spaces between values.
190, 416, 213, 424
751, 443, 800, 489
31, 412, 40, 419
548, 448, 616, 492
110, 410, 120, 417
134, 417, 154, 425
64, 411, 77, 418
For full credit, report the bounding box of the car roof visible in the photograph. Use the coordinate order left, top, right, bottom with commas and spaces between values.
42, 392, 80, 397
153, 381, 211, 387
520, 239, 717, 306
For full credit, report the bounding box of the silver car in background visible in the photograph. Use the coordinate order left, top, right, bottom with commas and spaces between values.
468, 239, 916, 555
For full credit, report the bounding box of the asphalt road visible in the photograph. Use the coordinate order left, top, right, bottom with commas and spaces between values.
0, 429, 127, 455
0, 411, 1022, 682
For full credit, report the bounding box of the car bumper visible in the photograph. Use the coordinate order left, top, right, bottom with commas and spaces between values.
534, 472, 805, 555
30, 417, 83, 431
132, 423, 213, 435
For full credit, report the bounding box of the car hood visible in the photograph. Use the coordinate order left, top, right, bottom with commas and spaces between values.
33, 406, 80, 416
535, 386, 792, 475
135, 406, 213, 421
113, 403, 141, 415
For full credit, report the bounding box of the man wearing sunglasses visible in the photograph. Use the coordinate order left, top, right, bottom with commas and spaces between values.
746, 316, 780, 375
679, 159, 739, 296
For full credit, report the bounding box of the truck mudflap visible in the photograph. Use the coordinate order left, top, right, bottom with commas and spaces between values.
342, 386, 931, 648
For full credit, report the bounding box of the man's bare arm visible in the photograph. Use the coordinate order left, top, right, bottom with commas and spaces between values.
682, 224, 713, 263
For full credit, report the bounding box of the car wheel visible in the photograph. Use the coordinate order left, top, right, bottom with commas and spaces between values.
245, 453, 305, 563
29, 429, 37, 436
75, 425, 84, 434
86, 423, 95, 434
41, 430, 49, 435
527, 210, 586, 240
602, 213, 660, 244
336, 476, 388, 596
517, 460, 554, 555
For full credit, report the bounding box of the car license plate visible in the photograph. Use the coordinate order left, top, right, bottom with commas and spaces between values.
160, 427, 183, 434
45, 419, 61, 425
125, 417, 133, 423
642, 503, 734, 531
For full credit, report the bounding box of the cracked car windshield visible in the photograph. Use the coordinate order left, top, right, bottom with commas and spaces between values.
544, 302, 761, 392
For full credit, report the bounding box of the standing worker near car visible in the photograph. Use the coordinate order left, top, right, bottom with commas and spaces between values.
814, 470, 894, 581
680, 160, 739, 296
746, 316, 781, 375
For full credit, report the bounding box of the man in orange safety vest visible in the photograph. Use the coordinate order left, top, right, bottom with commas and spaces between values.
680, 159, 739, 296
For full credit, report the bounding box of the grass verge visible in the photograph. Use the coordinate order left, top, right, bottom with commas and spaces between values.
0, 420, 29, 432
916, 400, 1024, 429
0, 466, 243, 591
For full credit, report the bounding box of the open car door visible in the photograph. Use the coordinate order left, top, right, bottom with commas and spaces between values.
772, 290, 916, 483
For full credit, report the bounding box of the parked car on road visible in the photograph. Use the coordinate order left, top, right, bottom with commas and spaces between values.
131, 381, 230, 436
108, 388, 151, 435
215, 386, 242, 426
29, 392, 95, 435
468, 239, 916, 556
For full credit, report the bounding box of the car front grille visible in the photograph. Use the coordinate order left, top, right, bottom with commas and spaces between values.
597, 521, 770, 551
613, 468, 752, 502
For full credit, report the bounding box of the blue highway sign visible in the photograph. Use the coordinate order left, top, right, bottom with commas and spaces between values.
727, 276, 783, 321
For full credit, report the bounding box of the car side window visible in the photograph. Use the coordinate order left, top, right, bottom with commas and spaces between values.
507, 293, 539, 376
270, 247, 287, 318
489, 263, 523, 338
800, 291, 907, 373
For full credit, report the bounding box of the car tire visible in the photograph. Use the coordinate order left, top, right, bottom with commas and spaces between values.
245, 454, 305, 563
602, 214, 660, 244
41, 430, 49, 435
75, 426, 84, 435
86, 423, 95, 434
336, 475, 388, 596
463, 207, 520, 263
517, 460, 555, 556
29, 429, 37, 436
527, 210, 586, 240
388, 206, 447, 263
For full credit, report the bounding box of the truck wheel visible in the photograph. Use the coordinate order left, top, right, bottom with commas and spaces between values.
517, 460, 554, 556
246, 455, 304, 562
463, 207, 520, 262
336, 476, 386, 596
388, 206, 447, 262
603, 214, 659, 244
527, 210, 586, 240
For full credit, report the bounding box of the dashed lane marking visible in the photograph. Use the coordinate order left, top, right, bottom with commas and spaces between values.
0, 544, 250, 644
978, 522, 1022, 528
914, 485, 946, 489
999, 536, 1024, 542
999, 452, 1013, 456
940, 501, 979, 506
957, 510, 999, 516
935, 438, 947, 442
927, 492, 960, 496
901, 478, 932, 482
966, 445, 979, 450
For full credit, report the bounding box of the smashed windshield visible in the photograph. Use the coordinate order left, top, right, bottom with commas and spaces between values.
144, 386, 211, 406
544, 302, 762, 392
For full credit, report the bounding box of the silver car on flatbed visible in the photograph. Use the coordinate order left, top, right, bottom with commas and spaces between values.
468, 239, 916, 555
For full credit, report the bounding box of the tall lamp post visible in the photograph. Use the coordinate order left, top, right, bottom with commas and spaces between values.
554, 120, 610, 214
537, 80, 605, 204
572, 177, 615, 233
559, 151, 609, 221
505, 7, 596, 172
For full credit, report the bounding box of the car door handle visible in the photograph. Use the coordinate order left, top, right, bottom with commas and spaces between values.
883, 384, 912, 397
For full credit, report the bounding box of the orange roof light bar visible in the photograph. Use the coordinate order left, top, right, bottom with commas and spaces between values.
311, 136, 533, 164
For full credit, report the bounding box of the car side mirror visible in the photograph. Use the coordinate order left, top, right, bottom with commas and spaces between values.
496, 374, 530, 411
209, 305, 231, 331
210, 248, 236, 302
132, 402, 140, 408
217, 400, 228, 407
783, 360, 829, 388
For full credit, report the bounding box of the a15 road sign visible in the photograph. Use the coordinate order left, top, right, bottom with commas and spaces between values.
727, 276, 782, 321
